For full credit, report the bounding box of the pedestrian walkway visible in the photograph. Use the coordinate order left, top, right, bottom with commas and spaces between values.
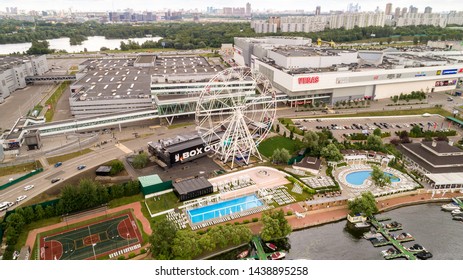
115, 143, 133, 154
38, 157, 49, 168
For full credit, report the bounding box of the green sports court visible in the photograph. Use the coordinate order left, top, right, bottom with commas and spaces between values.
39, 213, 141, 260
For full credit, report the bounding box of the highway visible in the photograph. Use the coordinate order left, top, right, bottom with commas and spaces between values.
0, 145, 127, 217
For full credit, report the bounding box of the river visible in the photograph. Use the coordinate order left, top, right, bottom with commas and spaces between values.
0, 36, 162, 55
212, 203, 463, 260
286, 203, 463, 260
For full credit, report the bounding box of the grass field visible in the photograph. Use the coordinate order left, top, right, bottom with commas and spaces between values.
257, 136, 303, 158
145, 191, 182, 215
0, 161, 42, 177
46, 148, 93, 165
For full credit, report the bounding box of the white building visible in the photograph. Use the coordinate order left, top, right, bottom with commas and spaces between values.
0, 55, 48, 103
234, 37, 463, 106
396, 13, 447, 27
251, 12, 385, 33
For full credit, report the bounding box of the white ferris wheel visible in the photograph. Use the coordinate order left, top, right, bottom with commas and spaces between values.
195, 66, 277, 169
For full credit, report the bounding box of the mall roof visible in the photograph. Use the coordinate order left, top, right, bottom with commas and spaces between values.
425, 173, 463, 185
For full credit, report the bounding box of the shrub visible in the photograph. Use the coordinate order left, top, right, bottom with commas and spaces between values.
286, 211, 293, 216
140, 249, 147, 254
118, 256, 126, 260
242, 220, 250, 224
234, 222, 240, 225
252, 218, 259, 223
128, 253, 136, 259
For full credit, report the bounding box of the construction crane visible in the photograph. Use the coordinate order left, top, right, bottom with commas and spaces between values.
317, 38, 336, 48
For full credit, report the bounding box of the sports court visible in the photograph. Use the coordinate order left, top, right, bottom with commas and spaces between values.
39, 212, 141, 260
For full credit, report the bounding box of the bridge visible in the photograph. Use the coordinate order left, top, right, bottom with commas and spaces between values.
25, 75, 76, 83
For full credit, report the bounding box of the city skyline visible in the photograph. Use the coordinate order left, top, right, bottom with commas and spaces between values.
0, 0, 460, 13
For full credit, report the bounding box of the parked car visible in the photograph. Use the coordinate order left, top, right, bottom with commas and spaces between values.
51, 178, 61, 184
54, 162, 63, 168
23, 185, 34, 191
77, 165, 86, 170
16, 195, 27, 203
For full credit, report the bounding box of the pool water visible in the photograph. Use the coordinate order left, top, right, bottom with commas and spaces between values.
188, 194, 263, 224
345, 170, 400, 186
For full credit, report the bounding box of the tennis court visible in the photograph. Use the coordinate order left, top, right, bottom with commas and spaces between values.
39, 212, 141, 260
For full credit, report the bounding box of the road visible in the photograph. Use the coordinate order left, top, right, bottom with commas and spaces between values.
0, 145, 127, 216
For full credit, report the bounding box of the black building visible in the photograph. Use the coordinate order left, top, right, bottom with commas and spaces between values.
173, 177, 213, 201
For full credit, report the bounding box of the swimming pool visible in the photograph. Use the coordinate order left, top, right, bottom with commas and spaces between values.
187, 194, 263, 224
345, 170, 400, 186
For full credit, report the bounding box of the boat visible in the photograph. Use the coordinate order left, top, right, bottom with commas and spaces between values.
407, 244, 426, 253
267, 251, 286, 260
395, 232, 413, 241
237, 250, 249, 259
265, 243, 277, 251
381, 248, 399, 257
363, 230, 382, 240
354, 221, 371, 229
370, 236, 387, 245
416, 250, 433, 260
452, 215, 463, 221
441, 202, 460, 211
451, 209, 462, 215
385, 221, 402, 229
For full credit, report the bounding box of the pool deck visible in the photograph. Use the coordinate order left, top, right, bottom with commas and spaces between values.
210, 166, 290, 200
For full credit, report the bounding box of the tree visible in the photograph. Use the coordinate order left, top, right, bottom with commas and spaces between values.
34, 205, 45, 220
44, 205, 56, 218
109, 160, 125, 175
370, 165, 391, 188
373, 128, 382, 137
22, 206, 35, 224
366, 135, 384, 151
272, 148, 291, 164
347, 191, 378, 217
172, 230, 201, 259
289, 130, 294, 140
261, 210, 292, 241
6, 213, 25, 232
276, 124, 280, 133
132, 152, 149, 169
26, 40, 53, 55
303, 131, 319, 152
410, 125, 422, 137
150, 219, 177, 260
320, 143, 343, 162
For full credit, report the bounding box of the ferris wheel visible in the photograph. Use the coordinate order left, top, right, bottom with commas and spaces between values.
195, 66, 277, 169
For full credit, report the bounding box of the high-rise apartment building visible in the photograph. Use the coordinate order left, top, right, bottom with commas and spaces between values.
385, 3, 392, 15
394, 7, 401, 18
424, 6, 432, 14
315, 6, 321, 16
246, 2, 251, 16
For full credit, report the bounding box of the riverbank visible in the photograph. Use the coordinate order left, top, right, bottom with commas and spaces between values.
208, 190, 462, 235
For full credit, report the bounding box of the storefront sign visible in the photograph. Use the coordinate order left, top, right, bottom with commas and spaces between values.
298, 76, 319, 84
442, 69, 458, 75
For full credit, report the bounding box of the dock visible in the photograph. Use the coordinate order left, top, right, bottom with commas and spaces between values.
246, 236, 286, 260
452, 197, 463, 209
369, 217, 417, 260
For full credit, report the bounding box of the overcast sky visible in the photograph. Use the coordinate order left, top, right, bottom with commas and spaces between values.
0, 0, 460, 13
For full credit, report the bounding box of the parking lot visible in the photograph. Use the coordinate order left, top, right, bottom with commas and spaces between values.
293, 114, 461, 140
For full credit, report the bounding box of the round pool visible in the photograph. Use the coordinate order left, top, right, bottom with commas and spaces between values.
345, 170, 400, 186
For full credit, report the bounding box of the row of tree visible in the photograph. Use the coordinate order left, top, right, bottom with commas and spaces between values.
150, 220, 252, 260
2, 20, 463, 48
149, 209, 291, 260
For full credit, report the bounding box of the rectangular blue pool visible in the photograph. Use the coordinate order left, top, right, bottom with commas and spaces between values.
187, 194, 263, 224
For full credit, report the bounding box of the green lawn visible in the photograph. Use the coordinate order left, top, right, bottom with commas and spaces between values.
0, 161, 42, 177
167, 122, 195, 129
108, 193, 144, 208
145, 191, 182, 215
46, 148, 93, 165
257, 136, 303, 158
